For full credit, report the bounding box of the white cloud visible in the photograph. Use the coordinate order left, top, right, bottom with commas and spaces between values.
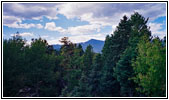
58, 3, 166, 27
3, 3, 59, 29
10, 32, 34, 37
3, 3, 59, 21
69, 33, 109, 43
148, 22, 166, 38
134, 3, 166, 20
3, 15, 43, 29
4, 3, 166, 29
47, 37, 63, 45
56, 3, 166, 37
47, 32, 110, 45
111, 25, 117, 34
3, 15, 22, 24
3, 3, 166, 43
4, 22, 43, 29
67, 24, 101, 35
45, 22, 66, 32
58, 3, 119, 26
45, 21, 102, 35
45, 16, 58, 20
36, 24, 43, 29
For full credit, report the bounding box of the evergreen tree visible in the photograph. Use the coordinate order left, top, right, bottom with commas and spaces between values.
3, 12, 166, 97
114, 12, 151, 97
24, 38, 57, 96
132, 36, 166, 97
83, 45, 94, 71
88, 54, 103, 96
3, 35, 26, 96
61, 44, 84, 96
77, 44, 84, 56
3, 35, 61, 97
59, 37, 76, 96
72, 45, 94, 97
100, 15, 131, 97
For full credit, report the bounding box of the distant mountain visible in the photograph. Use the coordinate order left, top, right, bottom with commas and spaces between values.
53, 44, 61, 50
80, 39, 104, 53
52, 39, 105, 53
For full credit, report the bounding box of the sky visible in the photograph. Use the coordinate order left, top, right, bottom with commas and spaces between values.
3, 3, 166, 45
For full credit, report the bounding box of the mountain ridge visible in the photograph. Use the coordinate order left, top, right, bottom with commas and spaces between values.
52, 39, 105, 53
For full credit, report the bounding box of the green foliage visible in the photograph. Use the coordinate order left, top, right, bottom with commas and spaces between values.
114, 46, 138, 96
132, 36, 166, 97
26, 38, 58, 96
3, 12, 166, 97
88, 54, 103, 96
72, 45, 94, 97
3, 36, 61, 97
102, 15, 131, 66
3, 36, 26, 96
100, 15, 131, 97
114, 12, 151, 97
83, 45, 94, 71
61, 43, 84, 96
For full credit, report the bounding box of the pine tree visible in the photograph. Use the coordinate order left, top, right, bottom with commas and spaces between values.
72, 45, 94, 97
132, 36, 166, 97
3, 35, 26, 96
88, 54, 103, 96
77, 44, 84, 56
114, 12, 151, 97
61, 44, 84, 96
25, 38, 57, 96
100, 15, 131, 97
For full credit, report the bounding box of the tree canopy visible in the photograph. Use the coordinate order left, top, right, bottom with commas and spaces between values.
3, 12, 166, 97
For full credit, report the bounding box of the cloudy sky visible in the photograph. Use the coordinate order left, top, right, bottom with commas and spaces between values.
3, 3, 166, 44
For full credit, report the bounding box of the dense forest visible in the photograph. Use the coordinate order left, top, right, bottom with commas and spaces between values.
3, 12, 166, 97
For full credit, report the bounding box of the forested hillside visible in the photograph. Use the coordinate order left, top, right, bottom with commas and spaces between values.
3, 12, 166, 97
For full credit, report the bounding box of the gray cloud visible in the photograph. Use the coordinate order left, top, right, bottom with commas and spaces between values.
3, 3, 166, 23
3, 2, 166, 38
58, 3, 166, 26
3, 3, 60, 25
